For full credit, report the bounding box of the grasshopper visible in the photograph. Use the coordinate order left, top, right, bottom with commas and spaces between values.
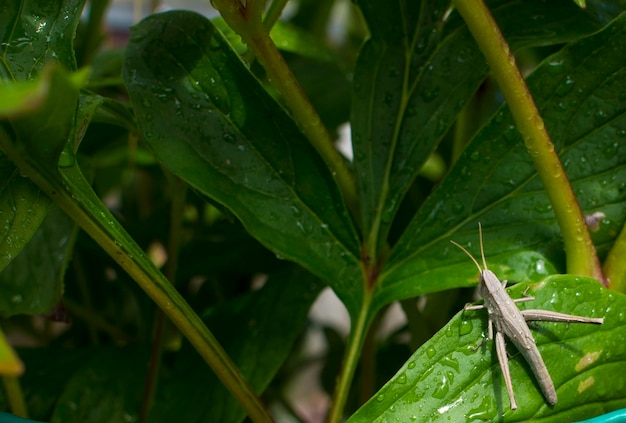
451, 223, 604, 410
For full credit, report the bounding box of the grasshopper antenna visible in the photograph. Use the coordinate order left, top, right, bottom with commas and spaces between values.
450, 239, 483, 273
478, 222, 488, 270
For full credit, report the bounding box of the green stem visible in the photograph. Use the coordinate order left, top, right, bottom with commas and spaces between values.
71, 256, 100, 344
76, 0, 109, 67
1, 377, 28, 418
326, 292, 373, 423
603, 224, 626, 292
139, 178, 188, 423
263, 0, 289, 30
63, 298, 132, 342
140, 311, 166, 423
452, 0, 605, 283
0, 130, 274, 423
212, 0, 358, 217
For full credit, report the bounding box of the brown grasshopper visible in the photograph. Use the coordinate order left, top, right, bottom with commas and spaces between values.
451, 223, 604, 410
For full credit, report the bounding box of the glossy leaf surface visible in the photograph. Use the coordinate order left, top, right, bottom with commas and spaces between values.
0, 204, 75, 316
348, 277, 625, 422
123, 11, 363, 314
352, 0, 613, 254
0, 0, 84, 301
375, 13, 626, 309
0, 154, 51, 273
0, 0, 82, 79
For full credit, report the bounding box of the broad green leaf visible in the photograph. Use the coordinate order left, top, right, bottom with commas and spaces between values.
10, 348, 95, 420
352, 0, 614, 255
123, 11, 363, 314
270, 21, 337, 63
51, 348, 146, 423
348, 277, 626, 422
376, 13, 626, 309
151, 267, 324, 423
0, 0, 85, 278
0, 66, 89, 314
0, 78, 48, 117
0, 204, 76, 316
209, 16, 339, 63
0, 155, 51, 272
177, 220, 283, 278
0, 0, 83, 79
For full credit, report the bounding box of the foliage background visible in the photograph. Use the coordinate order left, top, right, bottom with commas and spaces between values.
0, 0, 625, 422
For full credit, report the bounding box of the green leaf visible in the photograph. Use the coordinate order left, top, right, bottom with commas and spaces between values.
347, 277, 625, 422
352, 0, 614, 255
0, 0, 86, 283
0, 66, 86, 314
13, 347, 95, 420
151, 267, 324, 423
123, 11, 363, 314
0, 78, 49, 117
0, 154, 52, 273
377, 13, 626, 309
50, 348, 146, 423
0, 0, 84, 80
270, 21, 337, 63
0, 204, 76, 316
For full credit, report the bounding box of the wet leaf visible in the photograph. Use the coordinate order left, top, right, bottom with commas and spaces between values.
0, 205, 76, 316
352, 0, 615, 255
0, 0, 83, 79
0, 0, 85, 304
377, 13, 626, 309
348, 277, 626, 422
123, 11, 363, 314
50, 348, 145, 423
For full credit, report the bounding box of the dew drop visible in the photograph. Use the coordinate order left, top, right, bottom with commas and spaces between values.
397, 373, 407, 384
222, 132, 235, 143
421, 87, 439, 102
546, 58, 564, 74
459, 318, 473, 335
555, 76, 575, 96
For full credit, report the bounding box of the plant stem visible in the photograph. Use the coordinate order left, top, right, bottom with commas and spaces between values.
139, 178, 188, 423
326, 292, 373, 423
63, 298, 132, 342
263, 0, 289, 30
452, 0, 605, 283
603, 225, 626, 292
1, 377, 28, 418
212, 0, 358, 217
72, 255, 100, 344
